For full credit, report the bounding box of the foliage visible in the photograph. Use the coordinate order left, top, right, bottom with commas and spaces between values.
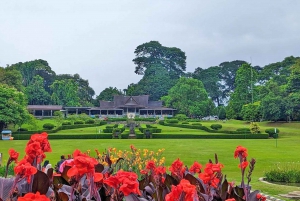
241, 102, 261, 122
42, 123, 55, 130
250, 122, 260, 134
265, 162, 300, 183
74, 120, 84, 125
25, 75, 51, 105
227, 63, 258, 119
265, 128, 280, 138
62, 121, 72, 125
53, 111, 64, 127
50, 79, 80, 106
210, 124, 222, 130
133, 41, 186, 77
95, 86, 123, 105
0, 84, 30, 132
126, 64, 178, 100
162, 77, 212, 117
0, 67, 23, 91
175, 114, 187, 121
236, 128, 251, 133
85, 119, 95, 124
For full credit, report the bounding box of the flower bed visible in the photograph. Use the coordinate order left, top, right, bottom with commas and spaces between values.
0, 132, 267, 201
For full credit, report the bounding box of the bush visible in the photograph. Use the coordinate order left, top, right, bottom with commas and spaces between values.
62, 121, 72, 125
265, 128, 280, 138
175, 114, 187, 121
19, 127, 28, 131
85, 119, 95, 124
167, 119, 179, 124
43, 123, 55, 130
210, 124, 222, 130
74, 120, 84, 125
265, 163, 300, 183
181, 121, 189, 124
236, 128, 251, 133
158, 120, 165, 125
191, 123, 202, 126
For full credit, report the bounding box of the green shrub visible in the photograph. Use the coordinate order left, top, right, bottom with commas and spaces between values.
236, 128, 251, 133
210, 124, 222, 130
175, 114, 187, 121
0, 165, 14, 177
158, 120, 165, 125
43, 123, 55, 130
265, 128, 280, 138
167, 119, 179, 124
19, 127, 28, 131
181, 121, 189, 124
265, 163, 300, 183
74, 120, 84, 125
191, 123, 202, 126
85, 119, 95, 124
62, 121, 72, 125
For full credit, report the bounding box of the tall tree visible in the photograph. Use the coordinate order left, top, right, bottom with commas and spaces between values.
56, 74, 95, 106
50, 79, 80, 106
226, 63, 257, 119
126, 64, 177, 100
0, 84, 30, 132
162, 77, 213, 117
192, 66, 224, 106
95, 87, 123, 105
25, 75, 51, 105
219, 60, 248, 101
133, 41, 186, 78
0, 67, 23, 91
7, 59, 56, 92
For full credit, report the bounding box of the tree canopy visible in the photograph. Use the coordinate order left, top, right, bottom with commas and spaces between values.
162, 77, 213, 117
0, 84, 30, 132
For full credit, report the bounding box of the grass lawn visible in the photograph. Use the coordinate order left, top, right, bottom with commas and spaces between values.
2, 119, 300, 200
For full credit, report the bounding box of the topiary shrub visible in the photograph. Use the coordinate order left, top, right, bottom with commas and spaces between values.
236, 128, 251, 133
191, 123, 202, 126
265, 128, 280, 138
74, 120, 84, 125
210, 124, 222, 130
175, 114, 187, 121
250, 122, 260, 134
85, 119, 95, 124
43, 123, 55, 130
62, 121, 72, 125
181, 121, 189, 124
158, 120, 164, 125
167, 119, 179, 124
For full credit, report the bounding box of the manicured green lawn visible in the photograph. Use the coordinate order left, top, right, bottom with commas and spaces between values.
1, 136, 300, 199
3, 119, 300, 200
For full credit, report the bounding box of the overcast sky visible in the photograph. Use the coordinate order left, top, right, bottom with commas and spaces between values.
1, 1, 299, 95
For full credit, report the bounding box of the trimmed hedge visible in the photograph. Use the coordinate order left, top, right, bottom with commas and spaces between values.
43, 123, 55, 130
163, 122, 262, 135
13, 133, 113, 140
152, 134, 269, 139
210, 124, 222, 130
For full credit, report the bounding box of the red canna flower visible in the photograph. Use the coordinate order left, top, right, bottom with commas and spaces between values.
234, 146, 248, 159
256, 193, 267, 201
8, 148, 19, 163
130, 144, 137, 152
238, 160, 249, 169
165, 179, 197, 201
119, 178, 141, 196
146, 160, 156, 171
17, 191, 50, 201
140, 169, 149, 175
104, 175, 120, 188
225, 198, 236, 201
154, 166, 166, 175
94, 172, 104, 182
189, 161, 202, 174
169, 158, 185, 179
165, 183, 183, 201
14, 162, 37, 183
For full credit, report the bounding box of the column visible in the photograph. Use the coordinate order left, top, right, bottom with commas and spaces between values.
42, 110, 44, 117
76, 109, 78, 115
51, 110, 53, 117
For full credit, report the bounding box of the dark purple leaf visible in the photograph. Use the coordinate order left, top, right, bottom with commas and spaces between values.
32, 170, 50, 195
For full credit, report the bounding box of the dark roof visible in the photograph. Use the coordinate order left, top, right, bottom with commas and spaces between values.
88, 107, 123, 111
140, 107, 176, 110
27, 105, 63, 110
